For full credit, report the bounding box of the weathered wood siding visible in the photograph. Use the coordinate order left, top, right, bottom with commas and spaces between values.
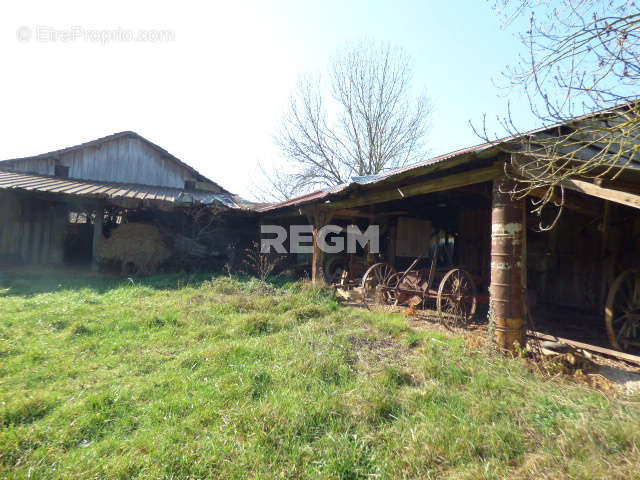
0, 192, 67, 264
2, 136, 210, 190
457, 206, 491, 280
395, 217, 432, 257
527, 208, 611, 311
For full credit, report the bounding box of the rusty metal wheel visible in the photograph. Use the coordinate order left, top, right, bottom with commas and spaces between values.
386, 272, 402, 306
605, 269, 640, 352
360, 262, 397, 308
437, 268, 477, 327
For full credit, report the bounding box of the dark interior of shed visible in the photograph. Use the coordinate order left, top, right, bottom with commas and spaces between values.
268, 180, 640, 353
527, 191, 640, 353
269, 183, 494, 313
360, 182, 492, 279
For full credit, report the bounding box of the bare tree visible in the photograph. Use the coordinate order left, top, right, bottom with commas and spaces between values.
497, 1, 640, 116
253, 159, 307, 202
478, 1, 640, 228
270, 40, 431, 198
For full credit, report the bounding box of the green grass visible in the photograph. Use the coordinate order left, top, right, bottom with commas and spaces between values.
1, 273, 639, 479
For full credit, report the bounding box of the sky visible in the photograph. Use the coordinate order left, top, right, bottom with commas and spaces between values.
0, 0, 538, 200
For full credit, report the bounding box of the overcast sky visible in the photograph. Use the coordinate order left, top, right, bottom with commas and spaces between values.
1, 1, 537, 200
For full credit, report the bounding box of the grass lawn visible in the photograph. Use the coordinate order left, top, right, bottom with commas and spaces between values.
1, 273, 639, 479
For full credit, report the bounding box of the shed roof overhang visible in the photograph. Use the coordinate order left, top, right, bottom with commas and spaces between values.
259, 101, 640, 218
0, 169, 259, 211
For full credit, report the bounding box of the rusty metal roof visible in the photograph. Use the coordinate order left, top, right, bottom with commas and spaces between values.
0, 169, 255, 210
256, 141, 499, 212
257, 101, 640, 213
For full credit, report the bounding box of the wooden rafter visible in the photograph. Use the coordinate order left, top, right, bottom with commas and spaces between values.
562, 178, 640, 210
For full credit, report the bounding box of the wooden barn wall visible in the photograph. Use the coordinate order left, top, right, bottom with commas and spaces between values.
395, 217, 432, 257
457, 206, 491, 280
526, 208, 622, 312
0, 192, 67, 265
2, 137, 213, 190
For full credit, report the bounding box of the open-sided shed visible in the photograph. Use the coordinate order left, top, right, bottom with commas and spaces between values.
259, 105, 640, 354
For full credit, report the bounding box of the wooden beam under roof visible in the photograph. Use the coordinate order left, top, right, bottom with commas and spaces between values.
325, 164, 502, 210
332, 209, 408, 219
562, 178, 640, 210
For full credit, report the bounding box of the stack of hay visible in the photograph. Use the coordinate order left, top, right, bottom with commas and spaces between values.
97, 223, 171, 275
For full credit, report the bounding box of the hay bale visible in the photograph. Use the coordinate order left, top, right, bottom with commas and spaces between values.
97, 223, 170, 275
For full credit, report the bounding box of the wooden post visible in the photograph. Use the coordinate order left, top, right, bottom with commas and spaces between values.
521, 199, 529, 332
599, 200, 611, 309
91, 206, 104, 272
490, 178, 526, 351
311, 206, 334, 284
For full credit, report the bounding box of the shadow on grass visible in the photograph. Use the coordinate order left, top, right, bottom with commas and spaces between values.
0, 268, 296, 297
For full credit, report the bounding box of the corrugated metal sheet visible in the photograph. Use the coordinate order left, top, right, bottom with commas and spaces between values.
0, 169, 255, 210
258, 101, 640, 213
257, 141, 499, 212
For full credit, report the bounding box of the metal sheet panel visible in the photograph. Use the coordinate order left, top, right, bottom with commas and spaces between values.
0, 170, 256, 210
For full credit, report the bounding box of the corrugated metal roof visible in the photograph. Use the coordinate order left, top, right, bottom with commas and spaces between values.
256, 141, 498, 212
257, 101, 640, 213
0, 169, 256, 210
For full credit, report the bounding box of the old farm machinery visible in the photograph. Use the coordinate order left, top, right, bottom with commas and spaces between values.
360, 234, 477, 326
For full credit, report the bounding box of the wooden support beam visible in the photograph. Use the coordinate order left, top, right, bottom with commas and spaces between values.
562, 178, 640, 210
333, 209, 408, 219
528, 330, 640, 366
91, 206, 104, 272
311, 206, 335, 284
599, 201, 612, 309
327, 165, 502, 209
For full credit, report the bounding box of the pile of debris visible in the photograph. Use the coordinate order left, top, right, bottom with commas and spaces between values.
530, 336, 640, 394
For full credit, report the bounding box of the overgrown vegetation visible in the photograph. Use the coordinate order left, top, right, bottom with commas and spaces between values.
1, 273, 639, 479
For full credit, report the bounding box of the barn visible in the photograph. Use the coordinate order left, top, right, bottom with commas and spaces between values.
3, 106, 640, 357
0, 131, 257, 273
259, 103, 640, 355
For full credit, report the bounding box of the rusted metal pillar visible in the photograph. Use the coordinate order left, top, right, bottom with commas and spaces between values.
490, 178, 525, 351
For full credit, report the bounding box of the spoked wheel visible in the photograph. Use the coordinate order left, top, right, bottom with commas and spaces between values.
437, 268, 477, 327
605, 270, 640, 352
360, 263, 397, 309
386, 272, 402, 306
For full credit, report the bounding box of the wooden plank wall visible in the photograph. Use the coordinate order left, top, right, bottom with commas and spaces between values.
527, 209, 607, 311
0, 193, 67, 264
2, 137, 214, 190
395, 217, 432, 257
457, 206, 491, 280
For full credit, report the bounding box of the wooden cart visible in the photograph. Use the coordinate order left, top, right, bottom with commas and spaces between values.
360, 235, 477, 326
